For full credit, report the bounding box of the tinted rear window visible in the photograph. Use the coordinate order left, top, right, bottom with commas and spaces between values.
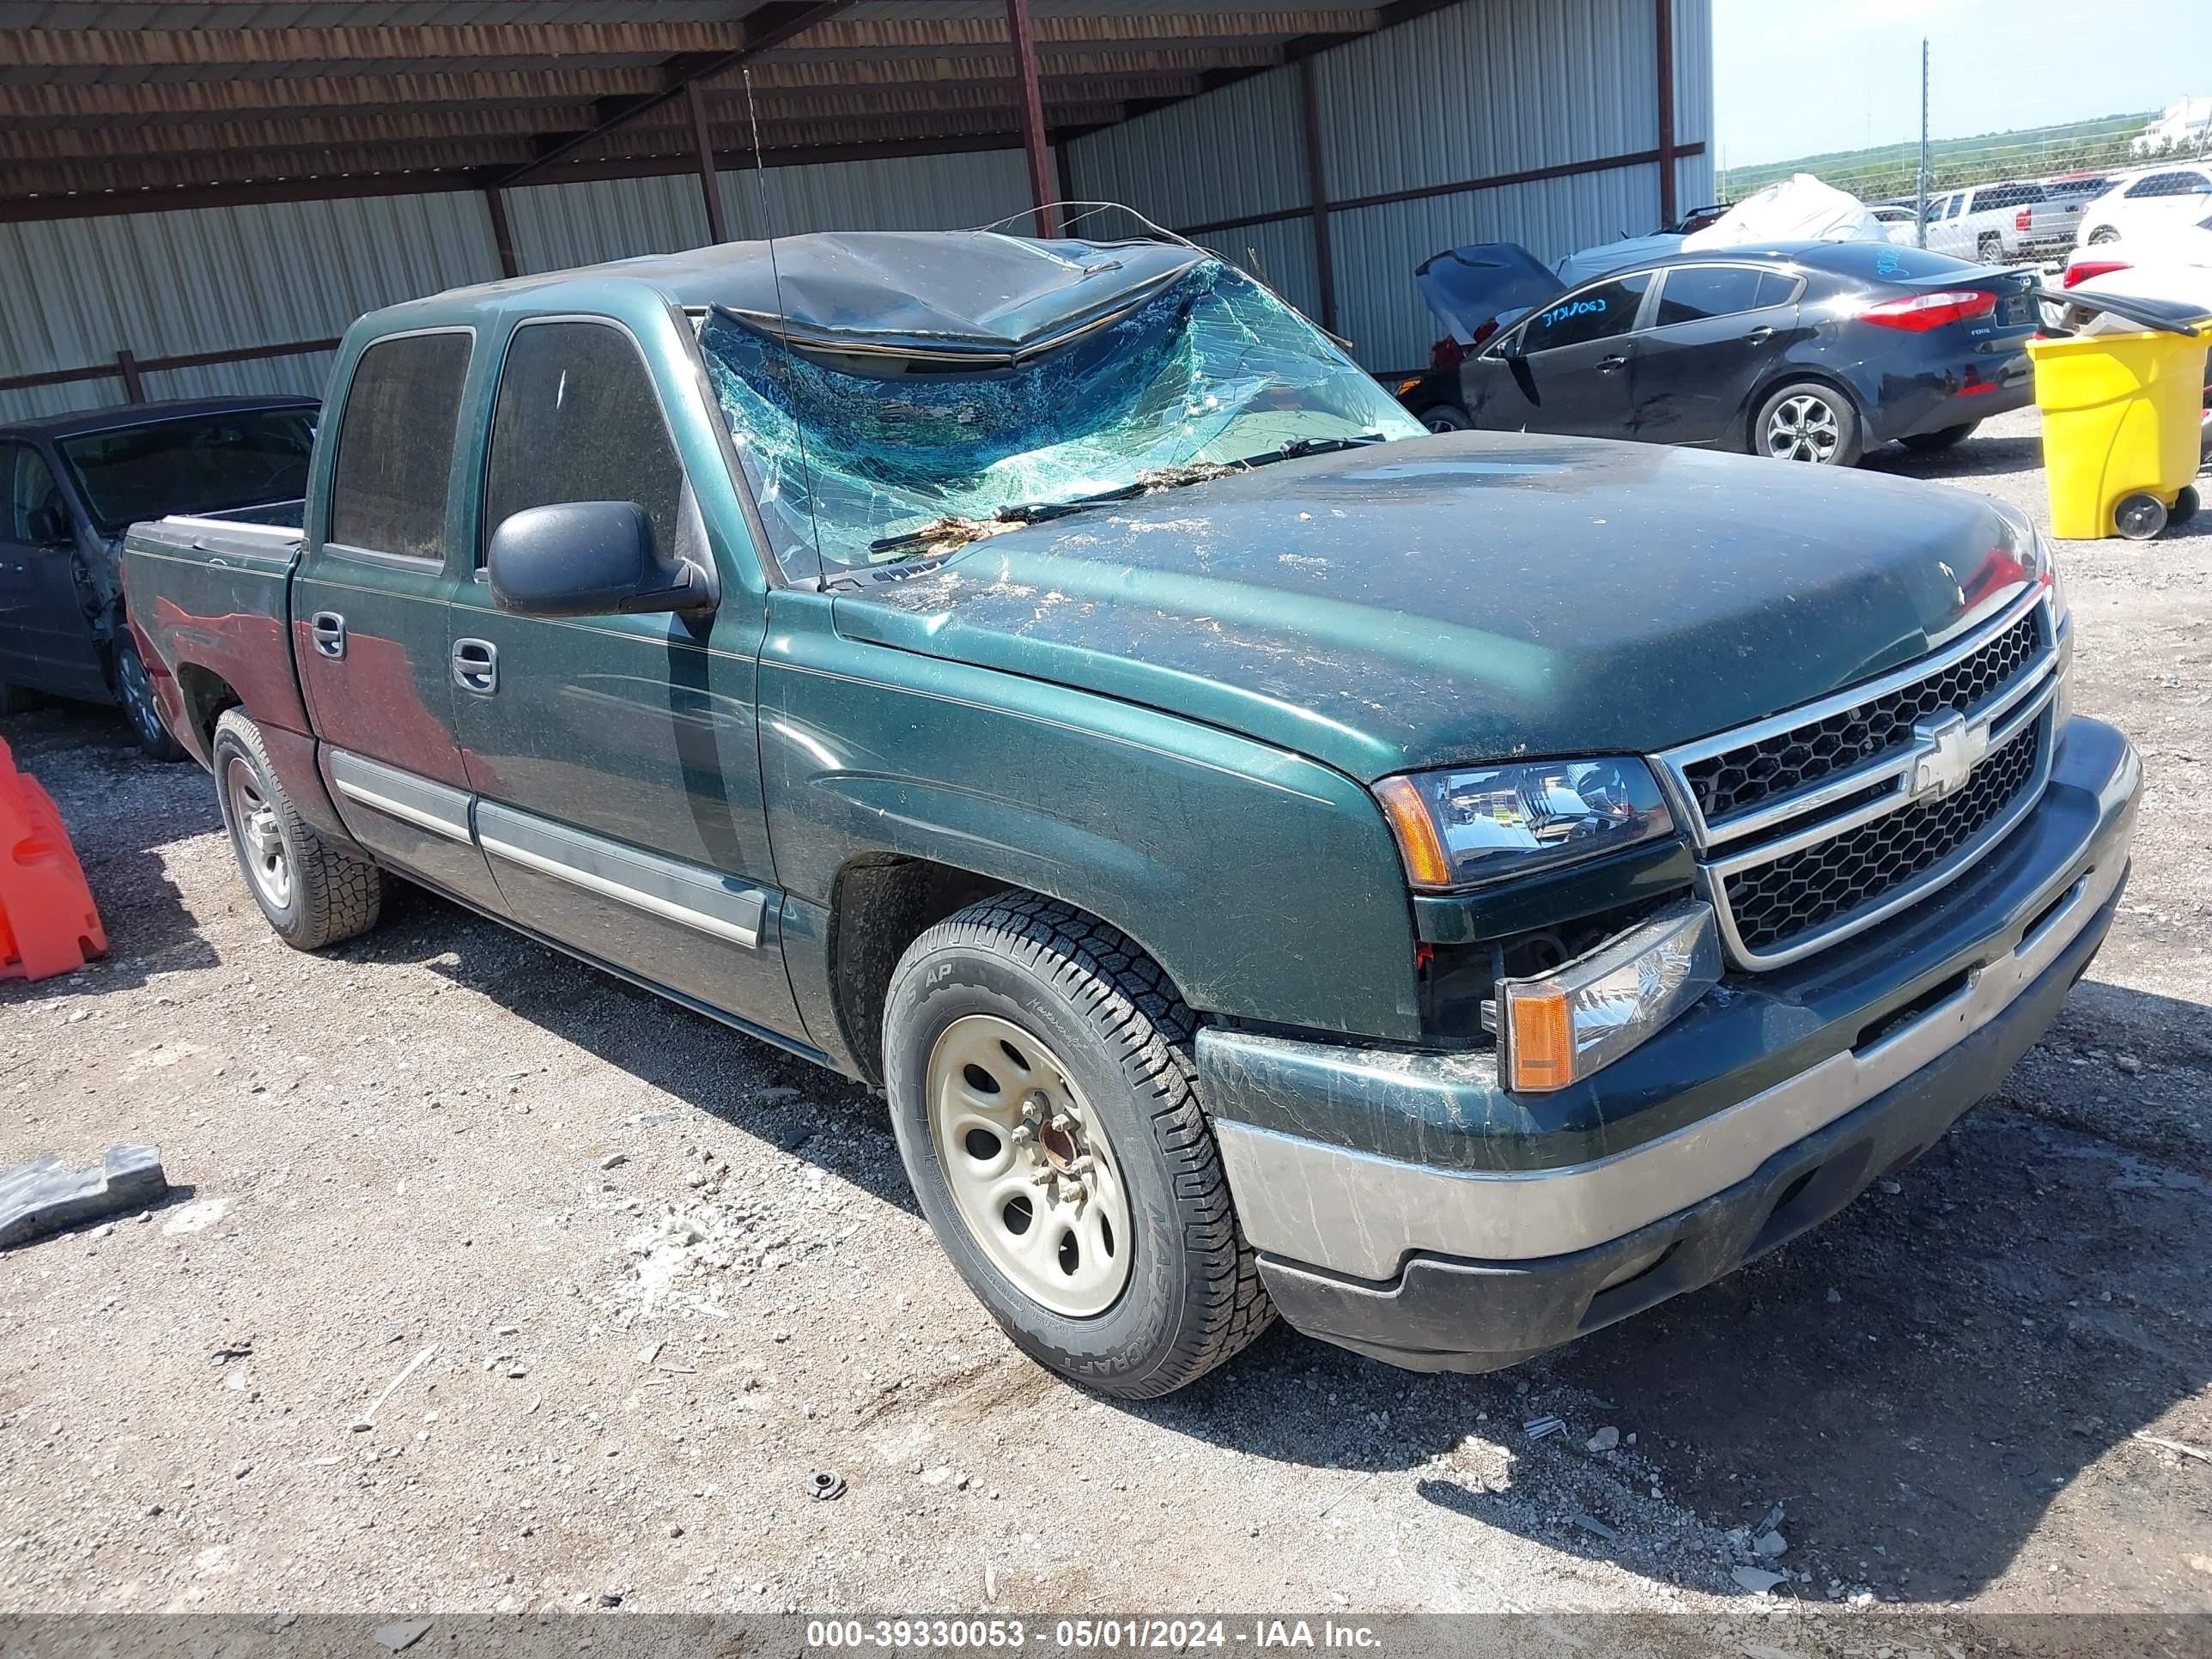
1656, 264, 1767, 325
1799, 242, 1975, 283
58, 409, 316, 537
329, 331, 471, 560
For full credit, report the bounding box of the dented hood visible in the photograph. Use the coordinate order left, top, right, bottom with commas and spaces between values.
832, 431, 2031, 782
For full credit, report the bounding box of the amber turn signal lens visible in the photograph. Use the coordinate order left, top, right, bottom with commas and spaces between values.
1373, 775, 1452, 888
1502, 985, 1574, 1092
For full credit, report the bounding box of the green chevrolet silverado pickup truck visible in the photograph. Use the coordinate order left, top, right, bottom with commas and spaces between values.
122, 231, 2140, 1398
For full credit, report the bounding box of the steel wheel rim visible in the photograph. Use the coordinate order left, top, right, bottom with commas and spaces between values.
1765, 394, 1840, 462
225, 757, 291, 911
117, 646, 160, 742
925, 1012, 1133, 1318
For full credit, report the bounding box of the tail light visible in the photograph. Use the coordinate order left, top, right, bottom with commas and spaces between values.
2015, 207, 2033, 232
2063, 259, 2130, 289
1860, 289, 2000, 331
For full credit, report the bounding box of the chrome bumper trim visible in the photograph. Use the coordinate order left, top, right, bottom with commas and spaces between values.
1215, 823, 2129, 1282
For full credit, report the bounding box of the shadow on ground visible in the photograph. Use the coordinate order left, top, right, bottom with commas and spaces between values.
0, 696, 219, 1000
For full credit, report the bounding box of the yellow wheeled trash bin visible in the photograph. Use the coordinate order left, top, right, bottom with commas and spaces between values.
2026, 305, 2208, 541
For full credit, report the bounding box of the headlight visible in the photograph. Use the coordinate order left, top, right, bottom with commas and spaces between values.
1988, 498, 2068, 630
1986, 499, 2071, 732
1372, 757, 1675, 890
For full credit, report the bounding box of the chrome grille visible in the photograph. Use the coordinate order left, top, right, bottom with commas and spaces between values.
1722, 717, 2043, 953
1654, 586, 2062, 969
1682, 608, 2042, 825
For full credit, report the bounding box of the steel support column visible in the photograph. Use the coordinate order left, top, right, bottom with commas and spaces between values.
1004, 0, 1060, 237
688, 81, 728, 243
1655, 0, 1676, 225
1298, 56, 1339, 333
485, 185, 520, 278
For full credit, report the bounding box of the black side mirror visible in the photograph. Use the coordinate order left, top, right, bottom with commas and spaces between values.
25, 503, 70, 545
487, 501, 715, 618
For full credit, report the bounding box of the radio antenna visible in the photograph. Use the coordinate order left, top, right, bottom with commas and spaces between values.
742, 66, 827, 586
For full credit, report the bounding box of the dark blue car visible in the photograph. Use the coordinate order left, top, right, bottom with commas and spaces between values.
1400, 240, 2038, 466
0, 396, 317, 756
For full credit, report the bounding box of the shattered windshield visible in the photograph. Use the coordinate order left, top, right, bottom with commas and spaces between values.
698, 258, 1421, 572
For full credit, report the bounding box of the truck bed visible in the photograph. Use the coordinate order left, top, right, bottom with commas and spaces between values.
120, 506, 313, 766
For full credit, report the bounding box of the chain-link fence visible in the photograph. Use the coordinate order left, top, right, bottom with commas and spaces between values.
1717, 109, 2205, 212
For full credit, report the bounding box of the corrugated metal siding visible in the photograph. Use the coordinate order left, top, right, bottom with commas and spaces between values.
507, 173, 710, 274
1672, 0, 1714, 155
1066, 65, 1307, 229
1195, 216, 1322, 322
716, 146, 1035, 239
1331, 163, 1663, 373
0, 189, 496, 421
1316, 0, 1656, 201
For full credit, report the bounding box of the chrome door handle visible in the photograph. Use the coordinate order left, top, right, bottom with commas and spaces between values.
1745, 326, 1775, 344
452, 637, 498, 695
1596, 354, 1628, 373
309, 611, 346, 659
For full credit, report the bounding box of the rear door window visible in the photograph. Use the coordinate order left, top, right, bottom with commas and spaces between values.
327, 331, 472, 561
1654, 265, 1767, 326
1521, 274, 1652, 353
482, 319, 686, 562
2125, 170, 2210, 198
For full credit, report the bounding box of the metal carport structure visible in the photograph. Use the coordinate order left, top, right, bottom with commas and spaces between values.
0, 0, 1713, 418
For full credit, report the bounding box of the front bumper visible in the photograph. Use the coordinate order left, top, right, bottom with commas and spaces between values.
1198, 718, 2140, 1371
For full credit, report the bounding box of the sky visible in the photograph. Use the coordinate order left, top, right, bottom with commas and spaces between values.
1711, 0, 2209, 168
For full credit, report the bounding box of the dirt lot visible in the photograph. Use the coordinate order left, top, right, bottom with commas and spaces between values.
0, 405, 2208, 1626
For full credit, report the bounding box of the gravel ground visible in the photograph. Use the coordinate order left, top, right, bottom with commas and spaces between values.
0, 404, 2207, 1626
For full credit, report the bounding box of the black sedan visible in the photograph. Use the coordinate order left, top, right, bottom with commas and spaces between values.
1397, 241, 2039, 465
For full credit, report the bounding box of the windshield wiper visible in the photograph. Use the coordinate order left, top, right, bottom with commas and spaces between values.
1230, 432, 1389, 468
864, 436, 1389, 559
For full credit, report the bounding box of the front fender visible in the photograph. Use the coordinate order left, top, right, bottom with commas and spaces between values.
760, 591, 1423, 1043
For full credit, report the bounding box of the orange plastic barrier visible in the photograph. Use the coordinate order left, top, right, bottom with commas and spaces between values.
0, 736, 106, 981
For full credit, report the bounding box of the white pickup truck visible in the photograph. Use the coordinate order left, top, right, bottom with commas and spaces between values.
1923, 179, 2102, 264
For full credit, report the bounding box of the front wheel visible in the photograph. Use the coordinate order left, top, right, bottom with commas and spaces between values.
882, 893, 1272, 1398
1754, 381, 1862, 465
1420, 403, 1472, 433
114, 635, 185, 761
211, 708, 384, 950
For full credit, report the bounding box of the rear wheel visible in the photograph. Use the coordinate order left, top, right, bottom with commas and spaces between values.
1977, 231, 2003, 264
2087, 226, 2120, 246
1420, 403, 1472, 433
1900, 421, 1980, 453
114, 634, 184, 761
2114, 492, 2168, 541
882, 892, 1272, 1398
211, 708, 383, 950
1754, 381, 1861, 465
2168, 485, 2199, 528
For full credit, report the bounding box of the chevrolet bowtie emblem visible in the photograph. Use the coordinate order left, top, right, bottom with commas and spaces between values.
1909, 711, 1988, 802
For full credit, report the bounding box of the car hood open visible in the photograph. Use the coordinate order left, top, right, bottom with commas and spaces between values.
832, 431, 2036, 783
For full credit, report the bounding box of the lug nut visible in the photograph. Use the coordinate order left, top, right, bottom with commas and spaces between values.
1048, 1111, 1075, 1134
1010, 1124, 1035, 1145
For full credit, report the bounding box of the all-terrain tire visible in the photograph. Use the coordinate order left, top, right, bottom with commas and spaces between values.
211, 708, 383, 951
882, 891, 1273, 1398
